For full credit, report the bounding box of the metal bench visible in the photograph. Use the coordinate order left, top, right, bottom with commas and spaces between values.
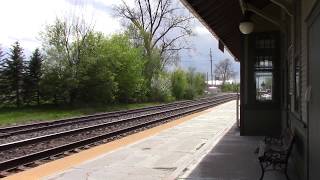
257, 129, 295, 180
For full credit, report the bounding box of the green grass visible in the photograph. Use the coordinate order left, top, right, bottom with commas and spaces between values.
0, 102, 162, 127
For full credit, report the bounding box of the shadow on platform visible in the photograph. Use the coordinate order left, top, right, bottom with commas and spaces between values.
182, 125, 300, 180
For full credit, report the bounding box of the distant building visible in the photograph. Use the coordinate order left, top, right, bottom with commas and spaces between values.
204, 79, 235, 94
205, 79, 235, 86
206, 86, 220, 94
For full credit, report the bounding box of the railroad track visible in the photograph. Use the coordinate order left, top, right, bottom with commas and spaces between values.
0, 99, 193, 137
0, 94, 236, 177
0, 95, 224, 139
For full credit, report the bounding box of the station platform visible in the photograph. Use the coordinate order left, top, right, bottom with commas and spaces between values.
41, 101, 236, 180
5, 100, 298, 180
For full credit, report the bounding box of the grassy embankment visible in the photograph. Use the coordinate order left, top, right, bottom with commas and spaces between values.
0, 102, 162, 126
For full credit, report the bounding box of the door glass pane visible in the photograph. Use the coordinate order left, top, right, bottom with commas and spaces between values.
255, 56, 273, 70
255, 72, 273, 101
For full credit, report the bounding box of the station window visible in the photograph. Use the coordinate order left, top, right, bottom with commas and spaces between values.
255, 38, 275, 49
255, 56, 273, 101
254, 34, 276, 102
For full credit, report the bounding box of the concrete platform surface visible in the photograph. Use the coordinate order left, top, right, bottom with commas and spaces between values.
43, 101, 237, 180
178, 125, 300, 180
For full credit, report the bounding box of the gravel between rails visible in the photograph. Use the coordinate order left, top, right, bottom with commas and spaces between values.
0, 101, 214, 162
1, 112, 185, 177
0, 103, 190, 144
0, 96, 227, 144
0, 96, 225, 134
0, 99, 198, 132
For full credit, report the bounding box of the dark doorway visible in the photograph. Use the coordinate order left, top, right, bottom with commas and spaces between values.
308, 2, 320, 179
241, 32, 281, 136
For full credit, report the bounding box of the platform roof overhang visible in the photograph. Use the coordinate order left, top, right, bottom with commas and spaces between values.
180, 0, 272, 61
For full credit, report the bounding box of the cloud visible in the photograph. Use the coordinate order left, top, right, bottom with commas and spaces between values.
194, 25, 211, 35
65, 0, 135, 12
0, 0, 62, 49
178, 20, 238, 76
65, 0, 112, 12
0, 0, 239, 78
0, 0, 122, 51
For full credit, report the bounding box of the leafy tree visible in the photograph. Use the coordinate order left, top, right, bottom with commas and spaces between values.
40, 64, 69, 105
193, 73, 206, 96
41, 30, 146, 105
184, 68, 205, 99
116, 0, 193, 86
150, 72, 174, 102
0, 45, 4, 70
41, 17, 93, 105
104, 34, 146, 102
71, 32, 117, 104
0, 46, 5, 76
2, 42, 25, 107
170, 68, 205, 100
171, 69, 187, 100
24, 48, 43, 105
0, 46, 7, 105
80, 33, 147, 103
221, 83, 240, 92
78, 56, 117, 104
184, 68, 196, 99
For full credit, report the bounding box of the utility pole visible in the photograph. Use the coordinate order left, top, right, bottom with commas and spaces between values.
206, 72, 209, 84
206, 72, 209, 91
209, 48, 214, 86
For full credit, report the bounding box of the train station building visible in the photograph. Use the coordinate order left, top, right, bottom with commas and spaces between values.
180, 0, 320, 179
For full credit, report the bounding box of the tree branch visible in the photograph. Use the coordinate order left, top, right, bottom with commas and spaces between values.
137, 0, 145, 30
151, 16, 192, 49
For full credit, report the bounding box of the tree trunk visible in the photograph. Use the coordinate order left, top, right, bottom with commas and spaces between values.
16, 88, 20, 107
37, 89, 40, 106
69, 89, 77, 106
54, 94, 58, 105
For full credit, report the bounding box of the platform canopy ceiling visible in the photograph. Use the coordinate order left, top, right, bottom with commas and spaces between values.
181, 0, 272, 60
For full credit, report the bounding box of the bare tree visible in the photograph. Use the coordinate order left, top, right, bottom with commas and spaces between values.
214, 59, 236, 85
115, 0, 193, 72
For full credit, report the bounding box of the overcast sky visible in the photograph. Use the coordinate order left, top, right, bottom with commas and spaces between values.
0, 0, 239, 79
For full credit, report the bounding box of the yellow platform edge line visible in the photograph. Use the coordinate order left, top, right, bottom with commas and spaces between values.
4, 107, 215, 180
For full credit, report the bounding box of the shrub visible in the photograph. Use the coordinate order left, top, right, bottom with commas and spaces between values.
221, 83, 240, 92
171, 69, 188, 100
150, 73, 174, 102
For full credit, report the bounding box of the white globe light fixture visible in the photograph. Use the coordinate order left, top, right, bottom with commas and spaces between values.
239, 12, 254, 34
239, 20, 254, 34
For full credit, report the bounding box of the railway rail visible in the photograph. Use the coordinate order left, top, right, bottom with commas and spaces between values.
0, 95, 223, 138
0, 97, 222, 144
0, 94, 236, 177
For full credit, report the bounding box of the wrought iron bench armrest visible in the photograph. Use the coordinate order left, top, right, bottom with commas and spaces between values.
257, 131, 295, 180
264, 136, 283, 146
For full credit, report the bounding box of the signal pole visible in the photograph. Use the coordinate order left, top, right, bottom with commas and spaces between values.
206, 72, 209, 91
206, 72, 209, 84
209, 48, 213, 86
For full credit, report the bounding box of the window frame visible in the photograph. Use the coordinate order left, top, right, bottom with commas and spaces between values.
254, 35, 277, 103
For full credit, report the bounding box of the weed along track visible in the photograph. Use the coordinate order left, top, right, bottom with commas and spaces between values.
0, 94, 236, 177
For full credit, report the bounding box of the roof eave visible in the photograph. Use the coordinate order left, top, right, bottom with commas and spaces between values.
179, 0, 239, 61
